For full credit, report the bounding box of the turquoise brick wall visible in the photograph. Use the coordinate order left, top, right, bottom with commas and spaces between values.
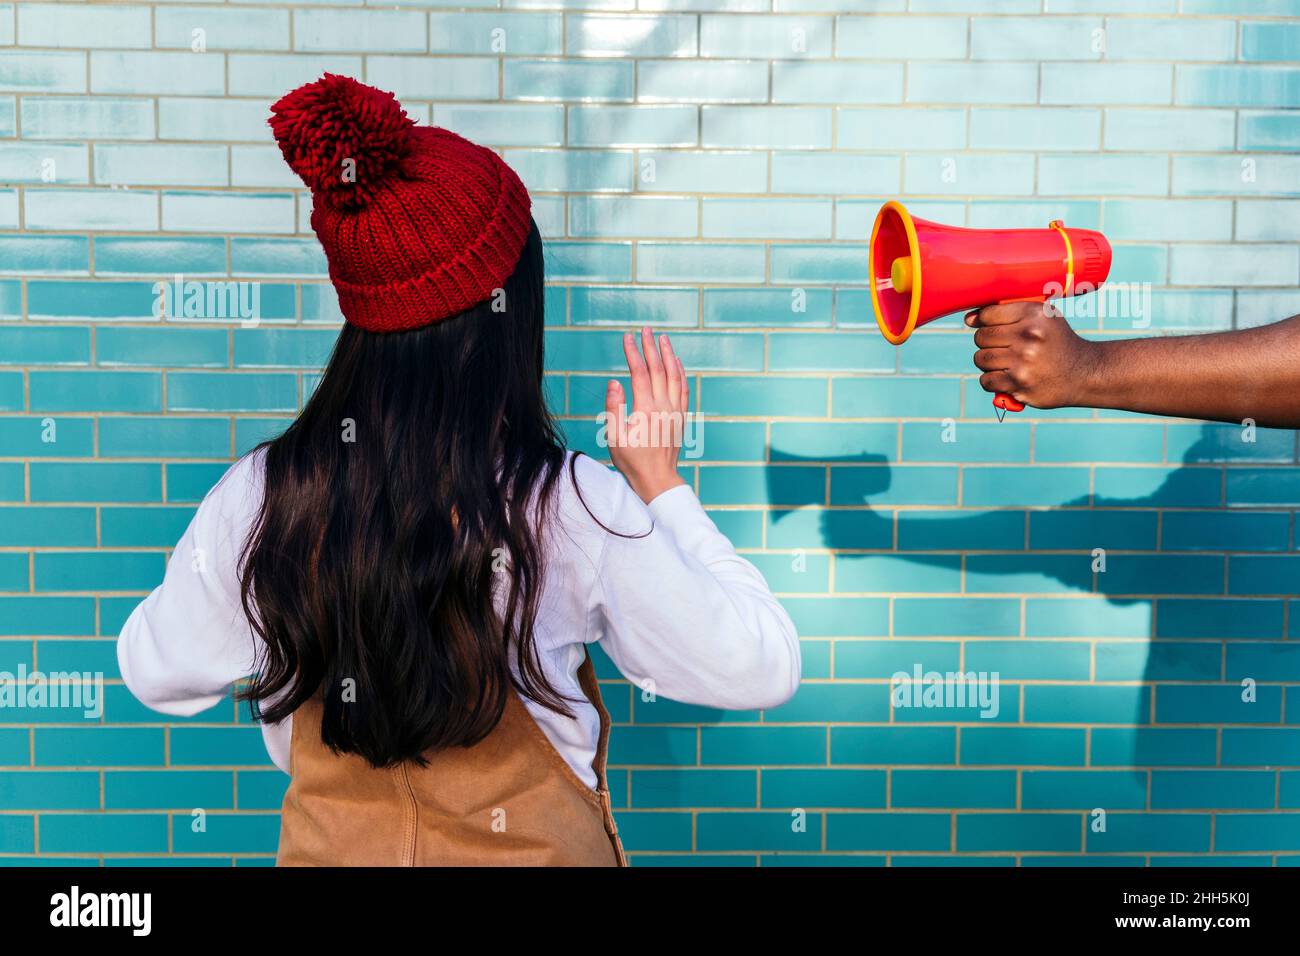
1, 1, 1299, 866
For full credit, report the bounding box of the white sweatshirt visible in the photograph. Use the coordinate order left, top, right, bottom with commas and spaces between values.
117, 450, 801, 788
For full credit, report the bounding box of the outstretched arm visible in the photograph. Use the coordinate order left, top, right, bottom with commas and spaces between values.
969, 302, 1300, 429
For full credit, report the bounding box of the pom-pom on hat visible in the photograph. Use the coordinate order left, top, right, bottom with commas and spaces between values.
269, 74, 532, 333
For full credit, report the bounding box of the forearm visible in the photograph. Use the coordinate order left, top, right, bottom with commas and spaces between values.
1076, 315, 1300, 428
596, 484, 801, 711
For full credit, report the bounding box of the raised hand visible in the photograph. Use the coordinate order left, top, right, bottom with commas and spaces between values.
604, 326, 690, 505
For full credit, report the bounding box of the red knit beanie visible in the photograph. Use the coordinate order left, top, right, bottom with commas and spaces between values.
269, 74, 533, 333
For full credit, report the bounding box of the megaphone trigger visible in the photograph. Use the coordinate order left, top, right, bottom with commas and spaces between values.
992, 392, 1026, 418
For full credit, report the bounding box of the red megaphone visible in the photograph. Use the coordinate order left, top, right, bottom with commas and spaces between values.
868, 200, 1112, 416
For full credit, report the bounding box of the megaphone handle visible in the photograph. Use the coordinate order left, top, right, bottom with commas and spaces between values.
987, 295, 1046, 416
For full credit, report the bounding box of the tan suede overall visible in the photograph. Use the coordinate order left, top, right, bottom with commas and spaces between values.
276, 649, 628, 867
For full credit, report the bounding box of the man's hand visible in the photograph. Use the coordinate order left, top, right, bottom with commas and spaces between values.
967, 301, 1102, 410
968, 304, 1300, 429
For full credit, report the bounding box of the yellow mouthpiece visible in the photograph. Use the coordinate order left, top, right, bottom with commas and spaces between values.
890, 257, 913, 294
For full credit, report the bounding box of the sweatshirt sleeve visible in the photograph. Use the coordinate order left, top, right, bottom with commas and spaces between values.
116, 453, 263, 717
587, 477, 801, 711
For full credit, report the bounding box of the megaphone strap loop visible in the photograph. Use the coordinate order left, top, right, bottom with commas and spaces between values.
1048, 219, 1075, 297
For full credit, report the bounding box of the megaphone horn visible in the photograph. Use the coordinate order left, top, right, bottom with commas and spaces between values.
867, 201, 1112, 418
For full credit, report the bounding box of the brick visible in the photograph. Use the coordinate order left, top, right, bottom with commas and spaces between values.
432, 12, 563, 56
1177, 65, 1300, 108
158, 98, 273, 143
639, 60, 767, 104
909, 63, 1038, 105
699, 15, 832, 58
772, 62, 902, 104
1107, 17, 1236, 61
951, 723, 1081, 770
760, 769, 884, 808
973, 16, 1102, 60
570, 14, 695, 57
0, 234, 87, 274
971, 108, 1101, 151
568, 105, 694, 147
155, 6, 290, 52
1044, 63, 1172, 105
894, 770, 1016, 809
0, 51, 86, 93
1040, 153, 1168, 196
1151, 770, 1275, 810
226, 54, 364, 99
162, 192, 295, 235
35, 728, 164, 767
1087, 814, 1211, 853
570, 195, 697, 238
167, 372, 298, 413
1241, 21, 1300, 62
1171, 243, 1299, 287
1216, 814, 1300, 852
837, 15, 966, 57
94, 237, 229, 276
702, 106, 832, 149
827, 813, 951, 852
102, 506, 196, 547
1023, 771, 1147, 810
99, 417, 229, 458
40, 813, 169, 853
22, 96, 152, 140
17, 4, 150, 49
832, 727, 955, 765
702, 728, 821, 764
367, 57, 497, 103
30, 370, 161, 412
631, 150, 766, 192
697, 811, 822, 851
293, 10, 426, 54
172, 814, 280, 853
1174, 155, 1300, 197
958, 813, 1081, 852
96, 143, 228, 188
89, 52, 225, 96
905, 153, 1035, 196
505, 59, 633, 102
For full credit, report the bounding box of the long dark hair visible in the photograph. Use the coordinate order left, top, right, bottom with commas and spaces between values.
237, 221, 573, 767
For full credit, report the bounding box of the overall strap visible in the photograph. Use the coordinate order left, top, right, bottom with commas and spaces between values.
575, 647, 611, 786
574, 645, 628, 867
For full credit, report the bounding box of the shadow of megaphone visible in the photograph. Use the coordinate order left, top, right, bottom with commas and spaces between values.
765, 449, 891, 514
764, 449, 895, 554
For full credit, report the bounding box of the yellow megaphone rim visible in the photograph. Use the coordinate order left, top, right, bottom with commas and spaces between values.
868, 200, 922, 346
